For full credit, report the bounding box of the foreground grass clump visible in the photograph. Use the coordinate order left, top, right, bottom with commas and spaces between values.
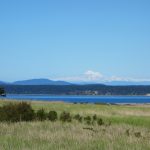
0, 100, 150, 150
0, 122, 150, 150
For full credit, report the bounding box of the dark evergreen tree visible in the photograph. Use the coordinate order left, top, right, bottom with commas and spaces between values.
0, 87, 5, 96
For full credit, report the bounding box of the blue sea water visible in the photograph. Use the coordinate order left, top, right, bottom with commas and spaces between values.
2, 94, 150, 104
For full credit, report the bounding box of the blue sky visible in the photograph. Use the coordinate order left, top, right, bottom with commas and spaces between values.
0, 0, 150, 82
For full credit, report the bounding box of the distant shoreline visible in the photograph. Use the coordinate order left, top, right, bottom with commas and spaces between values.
1, 98, 150, 106
2, 94, 150, 105
4, 94, 150, 97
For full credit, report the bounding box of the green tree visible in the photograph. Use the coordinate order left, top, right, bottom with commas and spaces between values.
0, 87, 5, 96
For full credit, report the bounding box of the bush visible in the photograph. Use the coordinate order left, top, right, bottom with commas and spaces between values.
74, 114, 82, 122
0, 103, 17, 122
0, 102, 34, 122
97, 118, 104, 126
60, 111, 72, 122
48, 111, 57, 121
16, 102, 35, 121
134, 132, 141, 138
84, 116, 91, 125
93, 114, 97, 121
36, 108, 47, 121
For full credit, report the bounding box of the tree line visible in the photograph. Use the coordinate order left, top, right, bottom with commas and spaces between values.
2, 85, 150, 95
0, 87, 5, 96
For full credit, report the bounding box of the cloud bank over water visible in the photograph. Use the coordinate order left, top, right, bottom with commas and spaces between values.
53, 70, 150, 83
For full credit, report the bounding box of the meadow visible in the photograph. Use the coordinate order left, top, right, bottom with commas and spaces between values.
0, 99, 150, 150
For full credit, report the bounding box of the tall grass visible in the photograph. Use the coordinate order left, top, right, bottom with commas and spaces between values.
0, 122, 150, 150
0, 99, 150, 150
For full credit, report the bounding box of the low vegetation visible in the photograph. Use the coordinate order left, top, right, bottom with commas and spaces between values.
0, 100, 150, 150
47, 111, 58, 121
0, 102, 104, 125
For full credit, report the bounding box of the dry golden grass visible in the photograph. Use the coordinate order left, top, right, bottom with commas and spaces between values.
0, 121, 150, 150
0, 99, 150, 150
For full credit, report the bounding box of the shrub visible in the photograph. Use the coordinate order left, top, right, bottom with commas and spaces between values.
36, 108, 47, 121
93, 114, 97, 121
97, 118, 104, 126
60, 112, 72, 122
134, 132, 141, 138
48, 111, 57, 121
125, 129, 130, 136
74, 114, 82, 122
0, 103, 17, 122
0, 102, 34, 122
16, 102, 35, 121
84, 116, 91, 125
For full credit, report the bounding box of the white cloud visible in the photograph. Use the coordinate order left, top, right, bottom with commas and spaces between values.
52, 70, 104, 82
108, 76, 129, 82
84, 70, 103, 81
52, 70, 150, 83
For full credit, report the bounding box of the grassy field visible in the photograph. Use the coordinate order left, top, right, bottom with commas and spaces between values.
0, 99, 150, 150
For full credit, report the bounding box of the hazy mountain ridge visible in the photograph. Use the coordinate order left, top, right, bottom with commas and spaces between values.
0, 79, 72, 85
0, 81, 9, 85
1, 79, 150, 86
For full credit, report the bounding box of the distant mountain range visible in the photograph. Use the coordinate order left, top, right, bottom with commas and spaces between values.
0, 79, 72, 85
0, 81, 7, 85
0, 79, 150, 86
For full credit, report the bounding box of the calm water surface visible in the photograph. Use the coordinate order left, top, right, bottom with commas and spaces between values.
2, 94, 150, 104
